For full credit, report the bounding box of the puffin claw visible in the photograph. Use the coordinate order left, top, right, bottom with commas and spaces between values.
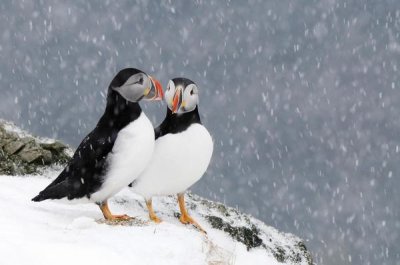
179, 214, 207, 234
150, 215, 162, 224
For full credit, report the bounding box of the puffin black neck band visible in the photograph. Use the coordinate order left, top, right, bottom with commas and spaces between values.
155, 107, 201, 139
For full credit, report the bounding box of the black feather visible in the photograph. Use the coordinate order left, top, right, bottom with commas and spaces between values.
154, 107, 201, 140
32, 71, 144, 202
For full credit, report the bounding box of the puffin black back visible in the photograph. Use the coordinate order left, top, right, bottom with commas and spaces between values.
155, 107, 201, 140
32, 90, 143, 202
32, 67, 165, 221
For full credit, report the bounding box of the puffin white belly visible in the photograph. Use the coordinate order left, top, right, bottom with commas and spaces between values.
132, 123, 213, 199
90, 112, 155, 202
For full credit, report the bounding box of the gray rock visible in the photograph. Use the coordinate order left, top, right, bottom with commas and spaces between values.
18, 145, 52, 164
40, 141, 67, 152
0, 121, 71, 175
4, 140, 26, 155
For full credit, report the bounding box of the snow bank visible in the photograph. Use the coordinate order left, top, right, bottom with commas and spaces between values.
0, 173, 311, 265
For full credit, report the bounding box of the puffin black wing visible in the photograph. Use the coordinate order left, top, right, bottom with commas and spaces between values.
32, 126, 118, 202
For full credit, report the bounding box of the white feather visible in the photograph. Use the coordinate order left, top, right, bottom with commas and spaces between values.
90, 112, 155, 203
131, 123, 213, 199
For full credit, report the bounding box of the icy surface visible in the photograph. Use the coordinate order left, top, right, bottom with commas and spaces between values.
0, 172, 309, 265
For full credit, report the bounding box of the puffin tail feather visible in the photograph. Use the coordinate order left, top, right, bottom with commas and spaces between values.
31, 180, 70, 202
31, 193, 46, 202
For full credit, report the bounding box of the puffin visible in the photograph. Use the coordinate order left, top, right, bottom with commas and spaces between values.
32, 68, 163, 221
130, 78, 213, 232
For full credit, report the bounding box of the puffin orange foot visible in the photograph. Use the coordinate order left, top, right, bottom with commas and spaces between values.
179, 214, 207, 234
99, 201, 133, 221
106, 214, 133, 221
149, 214, 162, 223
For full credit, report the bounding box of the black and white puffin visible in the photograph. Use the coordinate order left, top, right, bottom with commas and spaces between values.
32, 68, 163, 221
130, 78, 213, 232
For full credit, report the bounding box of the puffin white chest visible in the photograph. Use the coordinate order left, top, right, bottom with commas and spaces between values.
91, 112, 155, 202
132, 123, 213, 198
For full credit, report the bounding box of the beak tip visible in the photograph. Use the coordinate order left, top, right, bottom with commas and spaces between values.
148, 76, 164, 101
154, 78, 164, 100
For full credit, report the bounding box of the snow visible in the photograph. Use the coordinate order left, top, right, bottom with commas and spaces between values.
3, 2, 398, 264
0, 172, 282, 265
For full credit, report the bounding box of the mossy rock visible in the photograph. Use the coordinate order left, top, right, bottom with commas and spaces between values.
18, 143, 53, 164
273, 246, 286, 262
4, 140, 25, 155
0, 122, 71, 175
40, 141, 66, 150
40, 141, 71, 164
294, 242, 314, 265
205, 215, 264, 250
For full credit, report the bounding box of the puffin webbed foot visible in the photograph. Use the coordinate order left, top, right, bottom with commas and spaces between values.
179, 214, 206, 234
99, 201, 133, 221
106, 214, 133, 221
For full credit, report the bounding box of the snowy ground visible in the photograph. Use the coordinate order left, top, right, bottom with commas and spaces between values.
1, 172, 282, 265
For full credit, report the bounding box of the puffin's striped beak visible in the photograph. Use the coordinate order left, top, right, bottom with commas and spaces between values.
144, 76, 164, 101
172, 87, 183, 114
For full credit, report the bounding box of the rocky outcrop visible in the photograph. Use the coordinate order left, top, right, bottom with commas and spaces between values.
0, 121, 71, 175
187, 193, 314, 264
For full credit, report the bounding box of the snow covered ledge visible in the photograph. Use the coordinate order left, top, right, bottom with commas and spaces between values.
0, 121, 313, 265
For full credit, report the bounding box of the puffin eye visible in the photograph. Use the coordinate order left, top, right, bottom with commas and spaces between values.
189, 85, 198, 95
131, 77, 143, 85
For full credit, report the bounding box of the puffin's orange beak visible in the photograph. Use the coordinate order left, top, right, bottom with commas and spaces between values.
146, 76, 164, 101
152, 77, 164, 100
172, 88, 182, 114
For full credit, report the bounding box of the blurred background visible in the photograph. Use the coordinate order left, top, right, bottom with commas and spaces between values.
0, 0, 399, 264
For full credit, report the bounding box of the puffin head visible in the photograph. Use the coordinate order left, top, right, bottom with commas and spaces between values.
165, 78, 199, 114
109, 68, 163, 102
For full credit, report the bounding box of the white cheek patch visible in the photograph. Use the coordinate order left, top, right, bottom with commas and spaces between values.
181, 84, 199, 112
112, 73, 147, 102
